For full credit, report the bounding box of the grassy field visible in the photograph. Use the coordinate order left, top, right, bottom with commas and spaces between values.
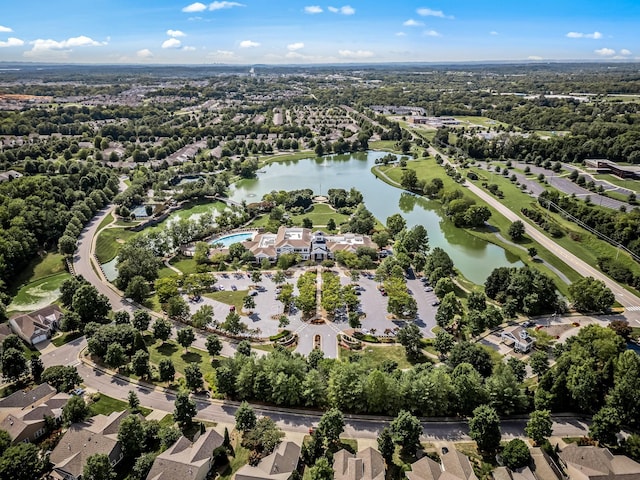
89, 393, 152, 417
455, 116, 510, 129
169, 255, 199, 275
10, 253, 67, 293
339, 344, 413, 369
593, 174, 639, 192
96, 211, 115, 231
291, 203, 350, 227
204, 289, 249, 313
258, 151, 315, 165
51, 331, 83, 347
8, 272, 71, 313
95, 227, 138, 263
369, 140, 402, 153
146, 337, 218, 379
218, 434, 250, 480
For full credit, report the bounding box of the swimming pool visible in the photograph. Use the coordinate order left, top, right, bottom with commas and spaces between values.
210, 232, 255, 247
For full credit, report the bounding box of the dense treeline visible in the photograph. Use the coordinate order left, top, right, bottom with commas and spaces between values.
0, 167, 118, 301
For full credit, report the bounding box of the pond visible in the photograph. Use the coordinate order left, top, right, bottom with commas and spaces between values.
230, 151, 522, 284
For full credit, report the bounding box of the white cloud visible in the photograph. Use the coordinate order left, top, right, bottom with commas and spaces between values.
162, 38, 182, 49
287, 42, 304, 51
183, 46, 196, 51
209, 1, 244, 10
304, 5, 323, 14
328, 5, 355, 15
0, 26, 13, 33
396, 32, 406, 36
286, 51, 305, 59
211, 49, 235, 58
182, 2, 207, 12
424, 30, 441, 37
620, 49, 632, 56
566, 31, 602, 39
29, 35, 103, 52
167, 29, 186, 37
490, 31, 498, 35
137, 48, 153, 58
239, 39, 260, 48
595, 47, 615, 56
338, 49, 374, 59
528, 56, 543, 60
0, 37, 24, 48
403, 19, 424, 27
417, 7, 453, 19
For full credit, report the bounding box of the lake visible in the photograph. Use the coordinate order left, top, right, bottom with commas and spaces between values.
230, 151, 522, 284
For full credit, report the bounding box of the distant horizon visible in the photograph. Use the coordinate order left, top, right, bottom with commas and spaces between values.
0, 1, 638, 65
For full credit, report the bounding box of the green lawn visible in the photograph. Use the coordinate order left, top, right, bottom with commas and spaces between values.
89, 393, 152, 417
146, 337, 217, 379
51, 331, 83, 347
291, 203, 350, 228
339, 345, 413, 369
204, 289, 249, 313
10, 253, 67, 294
8, 272, 71, 313
218, 435, 250, 480
143, 201, 227, 236
455, 116, 511, 129
169, 255, 199, 275
95, 228, 138, 263
369, 140, 401, 153
593, 174, 639, 193
258, 151, 315, 165
96, 212, 115, 231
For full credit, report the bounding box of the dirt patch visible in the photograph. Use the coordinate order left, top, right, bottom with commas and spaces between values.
540, 323, 575, 337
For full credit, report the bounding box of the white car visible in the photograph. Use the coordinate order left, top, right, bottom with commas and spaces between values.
424, 287, 433, 292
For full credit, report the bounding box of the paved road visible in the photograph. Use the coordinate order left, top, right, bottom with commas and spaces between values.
428, 147, 640, 320
39, 341, 589, 440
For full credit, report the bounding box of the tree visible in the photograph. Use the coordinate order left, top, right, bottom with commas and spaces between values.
237, 340, 251, 356
194, 241, 211, 265
0, 429, 10, 456
166, 295, 189, 321
58, 234, 77, 256
191, 304, 214, 329
526, 409, 553, 446
434, 330, 455, 357
1, 348, 28, 382
528, 247, 538, 258
502, 439, 531, 470
72, 284, 111, 324
396, 323, 423, 362
568, 277, 614, 313
0, 443, 43, 480
132, 310, 152, 331
608, 320, 632, 340
131, 350, 150, 379
390, 410, 422, 457
117, 414, 145, 458
42, 365, 82, 392
174, 391, 197, 430
152, 318, 172, 344
400, 169, 419, 191
185, 363, 203, 392
507, 357, 527, 383
62, 395, 90, 426
113, 310, 130, 325
128, 390, 141, 413
222, 311, 244, 335
508, 220, 526, 241
235, 401, 257, 433
309, 457, 333, 480
158, 358, 175, 382
243, 295, 256, 312
104, 343, 126, 370
452, 363, 488, 415
242, 416, 284, 457
327, 218, 337, 231
206, 335, 223, 357
124, 276, 150, 303
83, 453, 115, 480
378, 426, 395, 463
529, 351, 550, 377
177, 327, 195, 352
590, 406, 621, 445
317, 407, 344, 447
131, 453, 156, 480
469, 405, 501, 453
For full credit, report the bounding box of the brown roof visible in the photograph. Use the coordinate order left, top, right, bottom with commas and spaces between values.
50, 411, 131, 480
0, 392, 69, 443
334, 447, 385, 480
559, 444, 640, 479
441, 450, 478, 480
0, 383, 56, 409
235, 441, 300, 480
529, 447, 561, 480
407, 451, 478, 480
146, 428, 223, 480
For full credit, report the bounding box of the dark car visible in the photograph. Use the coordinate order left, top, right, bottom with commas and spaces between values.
432, 300, 440, 306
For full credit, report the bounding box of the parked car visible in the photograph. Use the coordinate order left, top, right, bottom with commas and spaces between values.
231, 284, 237, 291
249, 290, 258, 296
432, 300, 440, 306
424, 286, 433, 292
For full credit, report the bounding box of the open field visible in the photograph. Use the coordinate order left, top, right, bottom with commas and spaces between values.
204, 289, 249, 313
89, 393, 152, 417
146, 336, 218, 379
455, 116, 511, 129
8, 271, 70, 313
290, 203, 350, 227
169, 255, 199, 275
95, 227, 138, 263
593, 173, 639, 192
339, 344, 412, 369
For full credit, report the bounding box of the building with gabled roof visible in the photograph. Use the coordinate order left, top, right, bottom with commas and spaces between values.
234, 441, 300, 480
0, 383, 70, 444
49, 411, 132, 480
146, 428, 224, 480
501, 325, 534, 353
407, 450, 478, 480
334, 447, 386, 480
558, 444, 640, 480
9, 304, 63, 346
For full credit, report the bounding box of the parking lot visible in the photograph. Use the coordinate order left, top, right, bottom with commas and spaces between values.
185, 266, 439, 358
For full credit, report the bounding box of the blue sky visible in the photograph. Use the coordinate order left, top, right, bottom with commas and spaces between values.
0, 0, 638, 64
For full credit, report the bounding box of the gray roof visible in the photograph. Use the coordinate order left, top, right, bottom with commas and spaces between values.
0, 383, 56, 409
334, 447, 385, 480
235, 441, 300, 480
559, 444, 640, 479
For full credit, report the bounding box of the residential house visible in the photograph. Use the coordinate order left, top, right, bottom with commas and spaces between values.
558, 444, 640, 480
146, 428, 224, 480
234, 441, 300, 480
0, 383, 69, 444
0, 170, 22, 183
333, 447, 385, 480
9, 305, 63, 346
49, 410, 132, 480
501, 326, 534, 353
407, 449, 478, 480
529, 447, 562, 480
492, 466, 536, 480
